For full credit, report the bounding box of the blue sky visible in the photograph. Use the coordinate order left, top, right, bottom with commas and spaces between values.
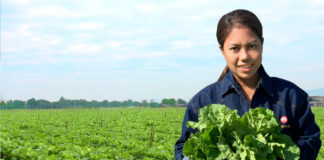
1, 0, 324, 102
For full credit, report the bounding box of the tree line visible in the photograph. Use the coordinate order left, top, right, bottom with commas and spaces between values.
0, 97, 188, 109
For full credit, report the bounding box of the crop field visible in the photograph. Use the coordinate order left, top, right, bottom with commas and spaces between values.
0, 107, 323, 160
0, 107, 185, 159
312, 107, 324, 160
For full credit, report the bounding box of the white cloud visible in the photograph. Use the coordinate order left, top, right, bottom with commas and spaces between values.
140, 61, 180, 72
47, 39, 61, 46
65, 44, 102, 54
67, 22, 104, 30
312, 0, 324, 5
111, 54, 132, 61
171, 40, 194, 50
30, 37, 42, 42
5, 0, 30, 5
133, 39, 150, 47
142, 51, 171, 58
107, 41, 124, 48
106, 28, 154, 37
19, 24, 35, 36
74, 33, 96, 39
4, 59, 41, 65
192, 10, 224, 21
171, 39, 215, 50
2, 31, 16, 39
107, 39, 152, 49
3, 0, 324, 101
27, 5, 81, 18
163, 0, 214, 9
138, 4, 157, 13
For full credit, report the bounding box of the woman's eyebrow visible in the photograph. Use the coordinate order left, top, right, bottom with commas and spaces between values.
248, 40, 258, 44
228, 39, 259, 46
228, 42, 240, 46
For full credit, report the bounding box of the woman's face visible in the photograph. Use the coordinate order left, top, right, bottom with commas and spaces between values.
220, 24, 263, 82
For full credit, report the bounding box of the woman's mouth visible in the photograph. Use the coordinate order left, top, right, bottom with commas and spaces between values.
239, 64, 253, 72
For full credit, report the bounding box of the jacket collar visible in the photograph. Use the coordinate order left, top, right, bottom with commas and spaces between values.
220, 65, 273, 97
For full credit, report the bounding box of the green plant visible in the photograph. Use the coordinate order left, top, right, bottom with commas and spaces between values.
183, 104, 300, 160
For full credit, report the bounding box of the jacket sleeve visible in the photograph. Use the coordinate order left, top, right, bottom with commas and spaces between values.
296, 97, 322, 160
174, 101, 199, 160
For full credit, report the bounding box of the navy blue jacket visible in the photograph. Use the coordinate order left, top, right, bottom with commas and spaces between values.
175, 65, 321, 160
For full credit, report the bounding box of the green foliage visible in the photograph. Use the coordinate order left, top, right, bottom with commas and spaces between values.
162, 98, 176, 106
0, 108, 185, 159
2, 106, 322, 159
311, 107, 324, 160
183, 104, 300, 160
0, 101, 6, 106
1, 97, 176, 109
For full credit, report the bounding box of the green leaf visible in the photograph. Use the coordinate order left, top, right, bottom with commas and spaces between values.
183, 104, 300, 160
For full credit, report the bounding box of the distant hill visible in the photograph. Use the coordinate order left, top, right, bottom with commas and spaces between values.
306, 88, 324, 96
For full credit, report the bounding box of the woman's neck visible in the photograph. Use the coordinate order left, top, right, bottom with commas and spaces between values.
234, 73, 261, 103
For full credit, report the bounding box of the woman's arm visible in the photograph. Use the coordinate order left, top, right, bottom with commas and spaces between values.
175, 102, 199, 160
296, 97, 322, 160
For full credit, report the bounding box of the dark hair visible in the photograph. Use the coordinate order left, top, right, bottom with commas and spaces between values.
217, 9, 264, 81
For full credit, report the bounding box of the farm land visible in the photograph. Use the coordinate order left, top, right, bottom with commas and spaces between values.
0, 107, 323, 159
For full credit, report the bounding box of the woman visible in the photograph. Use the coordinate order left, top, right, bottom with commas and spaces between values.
175, 9, 321, 160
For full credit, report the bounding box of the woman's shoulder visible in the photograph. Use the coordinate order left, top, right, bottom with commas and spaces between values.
270, 77, 307, 95
189, 81, 223, 109
269, 76, 308, 105
195, 81, 224, 98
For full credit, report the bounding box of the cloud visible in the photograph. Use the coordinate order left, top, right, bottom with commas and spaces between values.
107, 41, 124, 48
137, 4, 157, 14
106, 28, 154, 37
171, 41, 194, 49
312, 0, 324, 5
106, 38, 152, 49
67, 22, 104, 30
3, 0, 324, 101
192, 10, 225, 21
65, 44, 102, 54
26, 5, 81, 18
140, 61, 180, 71
2, 31, 16, 39
5, 0, 30, 5
171, 39, 215, 50
146, 51, 171, 58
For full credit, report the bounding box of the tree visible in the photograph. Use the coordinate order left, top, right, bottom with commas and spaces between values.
0, 101, 6, 109
36, 99, 51, 109
58, 97, 66, 108
142, 100, 148, 107
161, 98, 176, 107
27, 98, 37, 109
102, 100, 109, 107
176, 98, 187, 107
12, 100, 26, 109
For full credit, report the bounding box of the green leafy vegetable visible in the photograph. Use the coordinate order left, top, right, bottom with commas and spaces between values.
183, 104, 300, 160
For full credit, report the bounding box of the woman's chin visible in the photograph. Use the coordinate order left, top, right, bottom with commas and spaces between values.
234, 72, 256, 81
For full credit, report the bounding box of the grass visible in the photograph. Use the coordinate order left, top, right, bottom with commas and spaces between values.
311, 107, 324, 160
0, 107, 323, 159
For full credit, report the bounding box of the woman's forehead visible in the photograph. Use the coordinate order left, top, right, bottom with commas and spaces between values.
225, 26, 260, 45
228, 40, 259, 46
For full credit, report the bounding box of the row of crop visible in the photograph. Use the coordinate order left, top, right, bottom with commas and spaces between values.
311, 107, 324, 159
0, 108, 185, 159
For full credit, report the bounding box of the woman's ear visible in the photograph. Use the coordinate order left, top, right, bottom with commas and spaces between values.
219, 44, 225, 55
261, 37, 264, 45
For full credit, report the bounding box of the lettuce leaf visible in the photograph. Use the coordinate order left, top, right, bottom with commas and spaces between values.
183, 104, 300, 160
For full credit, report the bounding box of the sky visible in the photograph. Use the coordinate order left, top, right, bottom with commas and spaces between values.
1, 0, 324, 102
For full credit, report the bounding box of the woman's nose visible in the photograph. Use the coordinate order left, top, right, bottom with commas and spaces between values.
239, 48, 250, 61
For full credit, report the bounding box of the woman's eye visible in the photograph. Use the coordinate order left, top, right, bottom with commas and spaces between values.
249, 44, 257, 49
230, 47, 239, 51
